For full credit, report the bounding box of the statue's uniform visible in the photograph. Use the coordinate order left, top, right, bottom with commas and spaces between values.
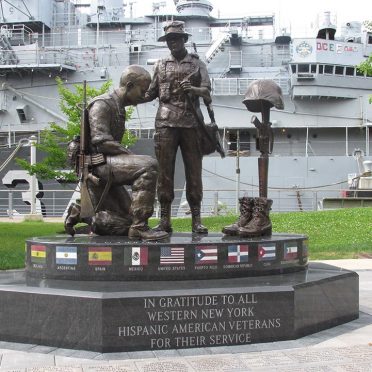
86, 92, 158, 235
146, 52, 211, 214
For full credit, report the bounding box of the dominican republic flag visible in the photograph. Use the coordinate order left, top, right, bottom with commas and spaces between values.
258, 245, 276, 261
56, 246, 77, 265
284, 243, 298, 260
228, 245, 249, 263
195, 245, 218, 265
124, 246, 148, 266
160, 247, 184, 265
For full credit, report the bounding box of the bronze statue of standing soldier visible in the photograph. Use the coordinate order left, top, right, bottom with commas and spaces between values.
145, 21, 216, 234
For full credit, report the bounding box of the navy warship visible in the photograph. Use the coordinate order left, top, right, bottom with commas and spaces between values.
0, 0, 371, 217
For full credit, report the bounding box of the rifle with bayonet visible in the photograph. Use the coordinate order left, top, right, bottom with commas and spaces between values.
79, 80, 96, 218
251, 102, 274, 198
182, 68, 225, 158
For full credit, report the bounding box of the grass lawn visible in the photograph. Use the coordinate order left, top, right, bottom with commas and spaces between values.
0, 208, 371, 269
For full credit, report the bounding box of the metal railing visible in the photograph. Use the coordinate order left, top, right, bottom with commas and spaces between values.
0, 187, 355, 219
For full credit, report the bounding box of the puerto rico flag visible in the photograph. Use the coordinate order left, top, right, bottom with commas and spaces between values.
160, 247, 184, 265
258, 244, 276, 261
284, 243, 298, 260
125, 246, 148, 266
195, 245, 218, 265
228, 245, 249, 263
56, 246, 77, 265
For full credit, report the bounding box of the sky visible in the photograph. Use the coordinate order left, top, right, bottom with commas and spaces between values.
131, 0, 371, 37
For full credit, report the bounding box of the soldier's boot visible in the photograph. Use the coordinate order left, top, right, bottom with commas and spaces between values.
153, 204, 173, 233
64, 203, 81, 236
238, 198, 273, 237
222, 197, 254, 235
191, 206, 208, 234
128, 223, 168, 241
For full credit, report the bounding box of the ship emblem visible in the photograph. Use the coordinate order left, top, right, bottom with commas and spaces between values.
296, 41, 312, 57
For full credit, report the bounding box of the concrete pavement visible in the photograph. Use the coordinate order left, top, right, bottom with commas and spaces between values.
0, 259, 371, 371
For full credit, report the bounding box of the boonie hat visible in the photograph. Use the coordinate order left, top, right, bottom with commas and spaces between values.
158, 21, 192, 42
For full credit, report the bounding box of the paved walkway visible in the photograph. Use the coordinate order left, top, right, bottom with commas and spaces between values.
0, 259, 371, 371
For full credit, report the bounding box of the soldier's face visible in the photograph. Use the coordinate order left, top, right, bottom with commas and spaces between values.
166, 35, 185, 54
127, 76, 151, 106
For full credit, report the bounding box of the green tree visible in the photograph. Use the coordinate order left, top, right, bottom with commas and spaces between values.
17, 78, 137, 181
356, 21, 372, 104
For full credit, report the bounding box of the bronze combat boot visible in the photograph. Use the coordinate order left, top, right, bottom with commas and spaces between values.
222, 197, 254, 236
64, 202, 82, 236
191, 206, 208, 234
154, 203, 173, 233
128, 223, 169, 241
238, 198, 273, 237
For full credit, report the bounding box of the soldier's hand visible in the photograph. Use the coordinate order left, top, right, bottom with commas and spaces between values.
180, 80, 192, 93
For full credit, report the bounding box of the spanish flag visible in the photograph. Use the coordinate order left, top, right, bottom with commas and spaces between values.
31, 245, 46, 264
88, 247, 112, 266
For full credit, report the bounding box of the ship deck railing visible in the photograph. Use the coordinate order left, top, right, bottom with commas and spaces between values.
0, 187, 359, 219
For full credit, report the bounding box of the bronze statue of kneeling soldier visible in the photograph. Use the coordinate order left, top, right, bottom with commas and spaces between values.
64, 66, 168, 241
223, 79, 284, 237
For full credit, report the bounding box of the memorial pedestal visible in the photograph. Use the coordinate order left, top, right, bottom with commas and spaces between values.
25, 233, 309, 280
0, 262, 358, 352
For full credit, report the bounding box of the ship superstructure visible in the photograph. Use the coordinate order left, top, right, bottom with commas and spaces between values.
0, 0, 371, 216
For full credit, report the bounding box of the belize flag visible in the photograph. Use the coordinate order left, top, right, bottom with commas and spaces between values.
228, 245, 249, 263
195, 245, 218, 265
258, 244, 276, 261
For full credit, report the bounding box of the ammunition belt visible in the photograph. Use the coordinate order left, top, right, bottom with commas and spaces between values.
82, 153, 106, 166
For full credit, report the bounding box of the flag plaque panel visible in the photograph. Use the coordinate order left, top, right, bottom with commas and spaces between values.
25, 233, 309, 281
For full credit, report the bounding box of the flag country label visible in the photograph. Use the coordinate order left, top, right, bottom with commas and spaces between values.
88, 247, 112, 266
56, 246, 77, 265
124, 246, 148, 266
195, 245, 218, 265
160, 247, 184, 265
258, 245, 276, 261
31, 245, 46, 264
284, 243, 298, 260
228, 245, 249, 263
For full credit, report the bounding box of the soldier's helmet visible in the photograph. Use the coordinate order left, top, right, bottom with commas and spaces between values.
242, 79, 284, 113
158, 21, 192, 42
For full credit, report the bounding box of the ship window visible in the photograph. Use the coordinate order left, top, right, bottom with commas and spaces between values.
298, 64, 309, 73
318, 65, 324, 74
346, 67, 354, 76
356, 69, 364, 76
324, 65, 334, 74
335, 66, 344, 75
311, 65, 316, 73
291, 64, 297, 73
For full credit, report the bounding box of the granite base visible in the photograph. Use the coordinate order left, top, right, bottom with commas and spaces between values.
0, 262, 359, 352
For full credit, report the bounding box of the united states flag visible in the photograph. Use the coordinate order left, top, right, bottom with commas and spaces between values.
195, 245, 218, 265
160, 247, 184, 265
